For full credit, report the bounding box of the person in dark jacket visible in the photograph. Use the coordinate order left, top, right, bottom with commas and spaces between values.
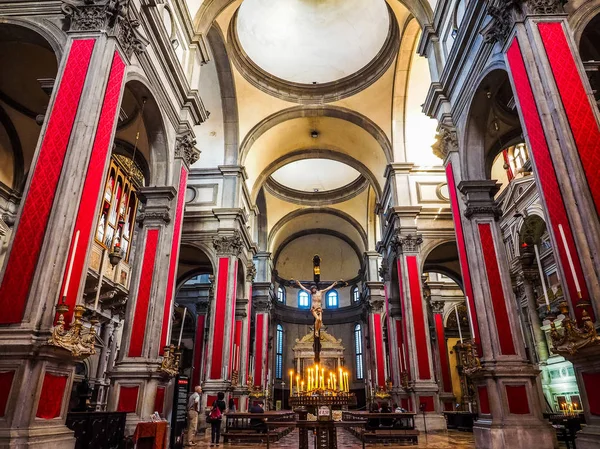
380, 402, 394, 427
366, 402, 380, 430
249, 400, 267, 433
209, 392, 226, 446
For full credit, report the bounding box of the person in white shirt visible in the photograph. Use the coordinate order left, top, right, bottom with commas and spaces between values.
186, 386, 202, 447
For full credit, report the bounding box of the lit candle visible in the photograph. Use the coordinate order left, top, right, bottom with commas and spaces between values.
534, 244, 551, 309
321, 368, 325, 388
559, 224, 582, 295
339, 368, 343, 391
301, 380, 304, 392
328, 379, 331, 390
465, 296, 475, 338
177, 307, 187, 348
93, 248, 107, 311
62, 230, 80, 298
296, 375, 300, 393
289, 370, 294, 397
455, 305, 463, 343
344, 372, 349, 392
333, 376, 337, 391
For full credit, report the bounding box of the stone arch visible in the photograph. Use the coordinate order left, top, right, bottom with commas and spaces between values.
421, 239, 464, 289
122, 72, 171, 187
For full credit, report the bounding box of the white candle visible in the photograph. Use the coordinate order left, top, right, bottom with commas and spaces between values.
93, 248, 107, 311
402, 344, 407, 370
534, 244, 551, 308
177, 308, 187, 348
455, 305, 463, 343
465, 297, 475, 339
62, 230, 80, 298
236, 345, 241, 370
559, 224, 582, 295
398, 347, 403, 371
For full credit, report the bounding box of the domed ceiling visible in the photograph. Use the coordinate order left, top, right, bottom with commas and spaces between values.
271, 159, 360, 193
236, 0, 390, 84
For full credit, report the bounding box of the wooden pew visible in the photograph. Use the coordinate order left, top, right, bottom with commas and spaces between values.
222, 411, 296, 443
342, 411, 420, 445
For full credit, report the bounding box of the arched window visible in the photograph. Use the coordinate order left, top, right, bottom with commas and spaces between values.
326, 290, 338, 308
276, 324, 284, 379
298, 291, 310, 309
352, 286, 360, 303
354, 324, 364, 380
277, 286, 286, 303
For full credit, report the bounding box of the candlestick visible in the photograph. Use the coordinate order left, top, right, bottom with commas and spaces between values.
93, 248, 107, 311
301, 380, 304, 392
321, 368, 324, 388
534, 244, 551, 309
559, 224, 582, 295
339, 368, 343, 392
289, 370, 294, 397
465, 296, 475, 338
296, 375, 300, 393
344, 372, 349, 392
177, 307, 187, 348
63, 230, 80, 298
328, 379, 331, 390
455, 305, 463, 343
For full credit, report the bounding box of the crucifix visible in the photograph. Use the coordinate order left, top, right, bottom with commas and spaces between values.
292, 255, 346, 363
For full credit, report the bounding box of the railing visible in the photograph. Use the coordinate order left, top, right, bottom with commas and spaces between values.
66, 411, 127, 449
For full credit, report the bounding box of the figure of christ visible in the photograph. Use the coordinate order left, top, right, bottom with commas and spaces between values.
294, 280, 345, 336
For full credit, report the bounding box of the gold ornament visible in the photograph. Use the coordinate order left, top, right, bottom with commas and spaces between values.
158, 345, 180, 377
549, 301, 600, 356
48, 303, 97, 359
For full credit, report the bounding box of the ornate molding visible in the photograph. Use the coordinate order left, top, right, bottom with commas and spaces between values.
393, 234, 424, 254
482, 0, 522, 45
136, 210, 171, 225
61, 0, 148, 57
432, 125, 458, 161
213, 234, 243, 256
378, 258, 389, 282
430, 300, 445, 315
464, 205, 502, 220
175, 131, 200, 167
527, 0, 566, 15
246, 261, 257, 283
254, 295, 272, 314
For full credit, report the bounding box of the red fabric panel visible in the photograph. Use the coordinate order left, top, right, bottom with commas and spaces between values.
36, 372, 68, 419
506, 385, 530, 415
154, 387, 165, 415
0, 371, 15, 417
207, 395, 217, 407
435, 314, 452, 392
254, 313, 264, 387
160, 166, 188, 350
210, 258, 229, 379
383, 284, 394, 375
0, 39, 95, 324
507, 38, 592, 323
401, 398, 410, 411
192, 315, 206, 387
444, 402, 454, 412
117, 385, 139, 413
539, 22, 600, 216
373, 314, 386, 387
477, 224, 516, 355
57, 50, 125, 325
407, 256, 431, 380
478, 386, 490, 414
419, 396, 434, 412
233, 319, 242, 373
128, 229, 160, 357
446, 164, 480, 345
245, 284, 252, 379
396, 260, 412, 379
228, 260, 238, 377
582, 372, 600, 416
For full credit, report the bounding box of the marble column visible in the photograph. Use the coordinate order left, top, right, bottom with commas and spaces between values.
251, 282, 272, 392
458, 180, 556, 449
394, 231, 446, 431
203, 234, 242, 403
430, 300, 454, 410
366, 282, 387, 390
0, 13, 135, 445
236, 260, 256, 411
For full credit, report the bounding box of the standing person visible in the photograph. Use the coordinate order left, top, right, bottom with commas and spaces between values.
186, 386, 202, 447
209, 392, 226, 446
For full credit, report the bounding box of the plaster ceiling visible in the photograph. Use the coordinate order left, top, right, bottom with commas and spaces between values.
271, 159, 360, 193
236, 0, 390, 84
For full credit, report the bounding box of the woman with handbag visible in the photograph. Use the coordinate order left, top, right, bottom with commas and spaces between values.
208, 391, 226, 446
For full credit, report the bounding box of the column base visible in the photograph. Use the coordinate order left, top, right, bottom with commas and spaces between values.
576, 425, 600, 449
0, 426, 76, 449
414, 413, 447, 432
473, 418, 557, 449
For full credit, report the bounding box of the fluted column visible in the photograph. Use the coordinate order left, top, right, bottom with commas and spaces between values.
458, 180, 555, 449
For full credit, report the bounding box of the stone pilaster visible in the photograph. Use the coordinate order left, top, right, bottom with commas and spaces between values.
458, 180, 555, 449
430, 299, 454, 410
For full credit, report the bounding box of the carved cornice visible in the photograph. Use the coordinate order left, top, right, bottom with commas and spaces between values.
393, 233, 424, 254
527, 0, 567, 15
136, 209, 171, 225
253, 295, 272, 314
458, 180, 502, 221
432, 125, 458, 161
464, 205, 502, 220
378, 258, 389, 282
61, 0, 149, 57
175, 131, 200, 167
213, 234, 243, 256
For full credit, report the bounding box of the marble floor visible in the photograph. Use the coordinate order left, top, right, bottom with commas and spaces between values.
192, 429, 476, 448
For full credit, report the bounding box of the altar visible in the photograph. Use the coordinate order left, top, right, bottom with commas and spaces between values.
292, 330, 345, 374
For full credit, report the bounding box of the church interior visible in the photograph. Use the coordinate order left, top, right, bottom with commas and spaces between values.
0, 0, 599, 448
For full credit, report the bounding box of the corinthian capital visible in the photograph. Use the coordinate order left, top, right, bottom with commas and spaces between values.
432, 125, 458, 161
213, 234, 243, 256
175, 131, 201, 167
393, 233, 423, 254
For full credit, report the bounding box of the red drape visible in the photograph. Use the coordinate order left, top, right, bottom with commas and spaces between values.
36, 373, 68, 419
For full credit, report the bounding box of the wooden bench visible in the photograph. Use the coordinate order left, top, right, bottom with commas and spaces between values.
343, 411, 419, 445
222, 411, 296, 443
